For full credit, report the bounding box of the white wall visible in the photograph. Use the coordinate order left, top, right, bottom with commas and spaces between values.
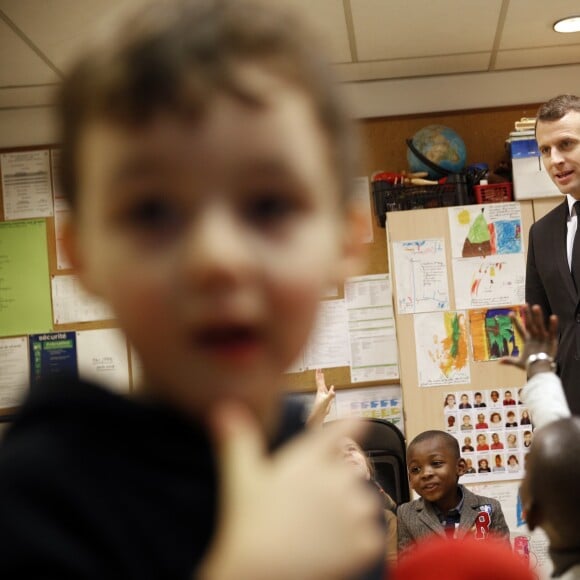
343, 63, 580, 119
1, 63, 579, 148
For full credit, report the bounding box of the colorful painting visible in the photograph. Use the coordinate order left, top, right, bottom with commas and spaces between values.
414, 311, 471, 387
448, 203, 523, 259
469, 306, 525, 361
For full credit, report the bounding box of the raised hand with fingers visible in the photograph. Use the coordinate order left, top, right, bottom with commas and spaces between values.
500, 304, 559, 377
306, 369, 336, 427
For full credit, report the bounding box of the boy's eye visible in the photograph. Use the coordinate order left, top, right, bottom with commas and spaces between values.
409, 466, 421, 475
243, 192, 300, 229
432, 461, 444, 467
122, 197, 184, 237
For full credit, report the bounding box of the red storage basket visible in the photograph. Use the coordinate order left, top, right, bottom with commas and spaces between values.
473, 182, 513, 204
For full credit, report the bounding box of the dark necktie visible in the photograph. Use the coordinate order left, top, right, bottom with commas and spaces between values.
572, 201, 580, 292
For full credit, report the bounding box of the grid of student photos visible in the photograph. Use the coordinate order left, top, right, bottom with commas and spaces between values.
443, 387, 533, 483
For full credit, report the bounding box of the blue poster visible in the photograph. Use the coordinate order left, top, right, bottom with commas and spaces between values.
29, 332, 78, 385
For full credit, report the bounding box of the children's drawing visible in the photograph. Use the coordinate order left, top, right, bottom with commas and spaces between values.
392, 239, 450, 314
469, 306, 525, 361
452, 254, 526, 309
414, 311, 470, 387
462, 208, 492, 257
448, 203, 523, 259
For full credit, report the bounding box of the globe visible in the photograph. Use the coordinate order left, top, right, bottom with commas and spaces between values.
407, 124, 467, 179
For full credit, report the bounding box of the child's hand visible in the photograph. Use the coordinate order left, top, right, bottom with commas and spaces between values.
500, 304, 558, 375
200, 403, 384, 580
306, 369, 336, 427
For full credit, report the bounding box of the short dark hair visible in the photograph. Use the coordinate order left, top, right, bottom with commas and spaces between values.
537, 94, 580, 123
58, 0, 357, 209
408, 430, 460, 461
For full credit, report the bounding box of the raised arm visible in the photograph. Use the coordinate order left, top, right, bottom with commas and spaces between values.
501, 304, 570, 429
306, 369, 336, 427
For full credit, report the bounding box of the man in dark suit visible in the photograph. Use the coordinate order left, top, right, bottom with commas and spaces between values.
526, 94, 580, 414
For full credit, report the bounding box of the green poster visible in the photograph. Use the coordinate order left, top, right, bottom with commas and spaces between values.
0, 219, 52, 337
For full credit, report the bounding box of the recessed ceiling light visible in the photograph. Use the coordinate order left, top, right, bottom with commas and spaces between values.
553, 16, 580, 33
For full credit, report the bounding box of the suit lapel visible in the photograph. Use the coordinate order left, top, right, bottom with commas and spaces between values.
457, 488, 485, 537
416, 498, 446, 538
551, 201, 577, 302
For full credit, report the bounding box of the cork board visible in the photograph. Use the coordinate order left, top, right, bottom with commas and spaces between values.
385, 201, 536, 442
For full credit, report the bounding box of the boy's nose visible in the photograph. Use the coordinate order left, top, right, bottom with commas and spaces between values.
183, 204, 254, 290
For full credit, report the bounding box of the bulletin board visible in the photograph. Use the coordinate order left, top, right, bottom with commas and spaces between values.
386, 200, 552, 442
285, 102, 548, 395
0, 102, 564, 426
0, 145, 137, 417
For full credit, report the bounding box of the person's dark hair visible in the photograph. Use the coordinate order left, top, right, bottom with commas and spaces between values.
408, 430, 460, 460
58, 0, 357, 209
537, 94, 580, 124
474, 391, 482, 398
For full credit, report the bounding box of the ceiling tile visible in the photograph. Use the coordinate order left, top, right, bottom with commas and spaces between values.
350, 0, 503, 61
495, 44, 580, 70
500, 0, 580, 49
334, 52, 490, 82
278, 0, 352, 62
0, 18, 60, 85
0, 0, 146, 72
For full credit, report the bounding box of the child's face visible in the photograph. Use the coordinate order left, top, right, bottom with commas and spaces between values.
477, 435, 486, 444
67, 73, 361, 423
491, 392, 499, 401
461, 395, 468, 403
491, 414, 500, 423
475, 394, 482, 403
407, 437, 462, 509
340, 437, 370, 481
462, 416, 470, 425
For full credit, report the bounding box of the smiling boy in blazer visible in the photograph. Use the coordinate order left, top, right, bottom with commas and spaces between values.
397, 430, 509, 552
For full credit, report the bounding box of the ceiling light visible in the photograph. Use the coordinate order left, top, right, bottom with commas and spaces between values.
553, 16, 580, 33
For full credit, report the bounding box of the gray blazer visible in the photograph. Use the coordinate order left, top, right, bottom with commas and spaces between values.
397, 486, 510, 551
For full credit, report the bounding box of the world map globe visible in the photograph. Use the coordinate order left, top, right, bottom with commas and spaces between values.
407, 124, 467, 179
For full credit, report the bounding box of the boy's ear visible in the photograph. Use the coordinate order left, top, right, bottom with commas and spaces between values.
61, 217, 101, 298
61, 217, 81, 274
456, 457, 467, 477
335, 199, 369, 281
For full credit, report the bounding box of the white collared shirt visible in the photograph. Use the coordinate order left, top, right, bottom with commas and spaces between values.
566, 194, 579, 270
